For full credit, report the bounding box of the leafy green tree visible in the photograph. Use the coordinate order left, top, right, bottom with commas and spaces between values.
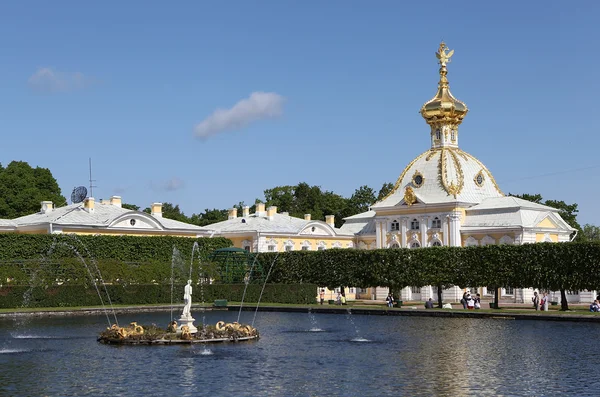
581, 224, 600, 241
376, 182, 394, 201
0, 161, 66, 218
122, 203, 140, 211
190, 208, 228, 226
510, 193, 582, 241
348, 185, 376, 214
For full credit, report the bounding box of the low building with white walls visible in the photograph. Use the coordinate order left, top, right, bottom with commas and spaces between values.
0, 196, 212, 238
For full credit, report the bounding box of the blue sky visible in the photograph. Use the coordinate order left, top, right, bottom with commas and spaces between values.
0, 1, 598, 225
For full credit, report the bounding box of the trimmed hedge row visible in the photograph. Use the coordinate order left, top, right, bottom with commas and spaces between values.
261, 242, 600, 292
0, 283, 318, 308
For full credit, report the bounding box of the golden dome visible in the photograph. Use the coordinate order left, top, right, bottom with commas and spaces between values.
420, 42, 468, 126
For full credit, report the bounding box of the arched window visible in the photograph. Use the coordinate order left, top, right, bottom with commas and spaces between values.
391, 220, 399, 231
390, 243, 400, 249
432, 241, 442, 247
410, 218, 420, 230
432, 217, 441, 229
435, 129, 441, 140
451, 130, 456, 141
410, 241, 420, 248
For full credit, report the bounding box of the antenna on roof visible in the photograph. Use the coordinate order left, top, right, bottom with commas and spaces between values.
89, 157, 97, 197
70, 186, 88, 204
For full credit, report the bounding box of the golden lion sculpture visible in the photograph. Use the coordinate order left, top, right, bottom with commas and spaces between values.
180, 325, 192, 340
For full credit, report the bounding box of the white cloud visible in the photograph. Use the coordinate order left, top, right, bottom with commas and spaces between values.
194, 91, 285, 139
28, 67, 93, 93
154, 177, 185, 192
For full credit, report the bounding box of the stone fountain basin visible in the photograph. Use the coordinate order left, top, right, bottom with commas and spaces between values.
97, 335, 259, 345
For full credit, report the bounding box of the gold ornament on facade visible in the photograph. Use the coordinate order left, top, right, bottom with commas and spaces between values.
412, 170, 424, 188
404, 186, 417, 206
435, 41, 454, 66
378, 150, 429, 202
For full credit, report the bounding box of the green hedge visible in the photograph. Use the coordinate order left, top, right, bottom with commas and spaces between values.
0, 234, 232, 285
261, 242, 600, 291
0, 283, 318, 308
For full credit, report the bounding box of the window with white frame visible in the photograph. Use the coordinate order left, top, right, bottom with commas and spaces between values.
243, 246, 251, 252
317, 246, 325, 251
285, 245, 293, 252
391, 220, 399, 231
301, 246, 309, 251
410, 218, 420, 230
504, 286, 514, 295
411, 286, 421, 294
432, 241, 442, 247
390, 243, 400, 249
432, 217, 441, 229
410, 241, 421, 248
268, 245, 276, 252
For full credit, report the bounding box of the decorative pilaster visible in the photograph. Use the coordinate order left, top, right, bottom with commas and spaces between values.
442, 215, 449, 246
420, 216, 429, 247
449, 210, 462, 247
400, 217, 408, 248
375, 219, 382, 249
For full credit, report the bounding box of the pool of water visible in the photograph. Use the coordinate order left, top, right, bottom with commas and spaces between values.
1, 310, 599, 396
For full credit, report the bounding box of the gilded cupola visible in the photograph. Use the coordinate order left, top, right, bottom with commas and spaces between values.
420, 42, 468, 149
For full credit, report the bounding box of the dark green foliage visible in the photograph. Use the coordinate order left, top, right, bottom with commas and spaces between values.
0, 161, 66, 218
0, 283, 318, 308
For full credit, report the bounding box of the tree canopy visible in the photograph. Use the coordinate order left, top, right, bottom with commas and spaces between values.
0, 161, 66, 218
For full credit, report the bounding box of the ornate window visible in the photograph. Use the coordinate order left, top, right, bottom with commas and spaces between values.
435, 129, 441, 141
130, 219, 136, 226
481, 236, 495, 246
499, 235, 514, 245
244, 246, 251, 252
301, 246, 309, 251
410, 241, 421, 248
465, 236, 478, 247
432, 241, 442, 247
412, 171, 424, 188
431, 217, 441, 229
410, 218, 420, 230
268, 245, 276, 252
451, 130, 456, 142
474, 170, 485, 187
285, 245, 293, 252
389, 243, 400, 249
391, 220, 399, 231
317, 241, 326, 251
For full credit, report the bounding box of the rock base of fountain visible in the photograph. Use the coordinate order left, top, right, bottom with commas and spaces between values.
178, 314, 198, 335
97, 321, 259, 345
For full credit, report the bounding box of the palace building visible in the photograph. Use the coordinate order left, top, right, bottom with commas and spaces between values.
0, 43, 583, 303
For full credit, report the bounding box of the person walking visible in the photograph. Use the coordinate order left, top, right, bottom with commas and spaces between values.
532, 291, 540, 311
474, 293, 481, 309
461, 291, 468, 309
386, 293, 395, 308
319, 289, 325, 305
541, 293, 549, 311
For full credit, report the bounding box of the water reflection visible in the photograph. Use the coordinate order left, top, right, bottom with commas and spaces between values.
2, 312, 600, 396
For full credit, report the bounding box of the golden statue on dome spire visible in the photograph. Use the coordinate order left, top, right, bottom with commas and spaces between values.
435, 42, 454, 67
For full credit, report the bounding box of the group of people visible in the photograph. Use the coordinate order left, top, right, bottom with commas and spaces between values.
318, 289, 347, 305
532, 291, 549, 311
460, 292, 481, 309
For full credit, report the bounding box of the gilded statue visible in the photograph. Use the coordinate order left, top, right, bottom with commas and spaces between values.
436, 42, 454, 66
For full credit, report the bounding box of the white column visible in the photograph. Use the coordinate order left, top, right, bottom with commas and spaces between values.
375, 219, 382, 249
420, 216, 429, 247
442, 215, 449, 246
381, 219, 388, 248
400, 217, 408, 248
449, 210, 462, 247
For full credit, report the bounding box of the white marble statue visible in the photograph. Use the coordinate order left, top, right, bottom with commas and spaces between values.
182, 279, 192, 317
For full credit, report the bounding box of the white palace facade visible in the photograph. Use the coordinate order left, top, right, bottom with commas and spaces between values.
213, 42, 580, 304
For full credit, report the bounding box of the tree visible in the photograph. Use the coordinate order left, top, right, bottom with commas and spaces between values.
0, 161, 66, 218
376, 182, 394, 201
189, 208, 228, 226
509, 193, 582, 241
122, 203, 140, 211
348, 185, 376, 214
581, 224, 600, 242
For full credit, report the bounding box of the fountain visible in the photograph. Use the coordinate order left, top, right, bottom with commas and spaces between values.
97, 244, 260, 345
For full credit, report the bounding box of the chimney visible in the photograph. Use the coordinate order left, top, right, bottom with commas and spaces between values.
267, 206, 277, 221
304, 214, 311, 221
243, 206, 250, 218
40, 201, 53, 214
151, 203, 163, 218
325, 215, 335, 227
256, 203, 266, 216
228, 208, 238, 220
84, 197, 95, 213
110, 196, 122, 208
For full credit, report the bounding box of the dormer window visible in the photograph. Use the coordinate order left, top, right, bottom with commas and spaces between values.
130, 219, 136, 226
410, 218, 419, 230
391, 220, 399, 231
432, 217, 441, 229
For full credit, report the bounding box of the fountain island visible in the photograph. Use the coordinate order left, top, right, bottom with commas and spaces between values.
98, 279, 259, 345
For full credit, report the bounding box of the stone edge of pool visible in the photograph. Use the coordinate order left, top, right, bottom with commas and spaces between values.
2, 305, 600, 323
